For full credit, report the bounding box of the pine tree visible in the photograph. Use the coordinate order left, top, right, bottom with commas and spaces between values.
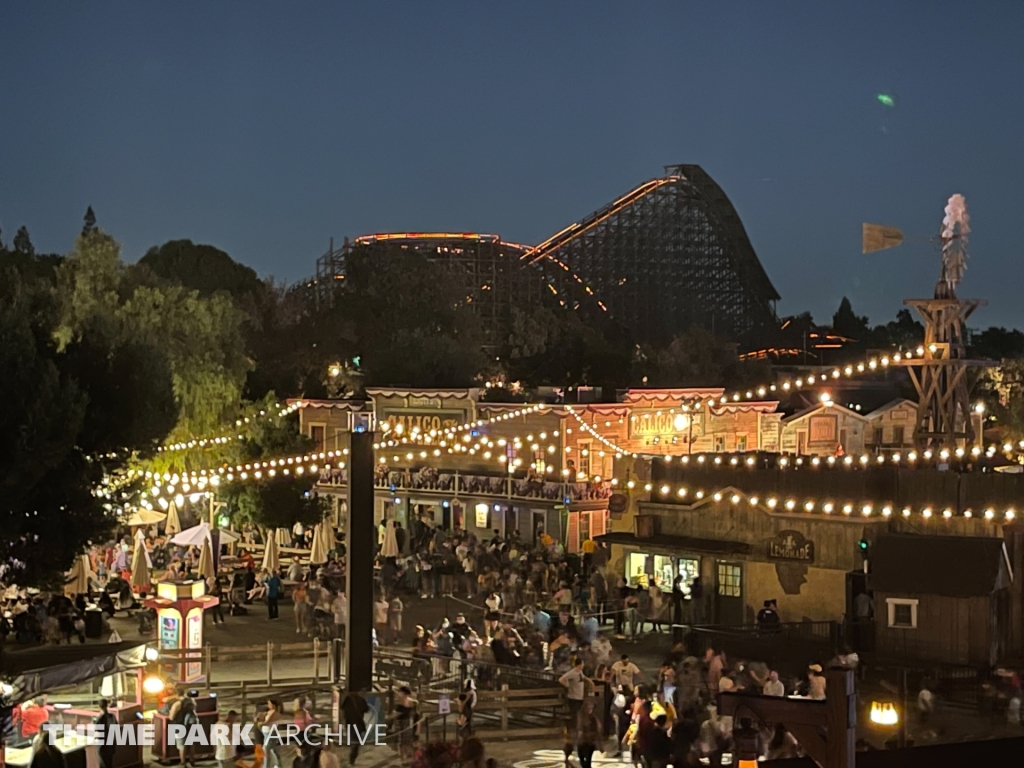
82, 206, 97, 236
13, 225, 34, 255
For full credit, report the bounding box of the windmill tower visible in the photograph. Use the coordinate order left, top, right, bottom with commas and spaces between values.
864, 195, 992, 449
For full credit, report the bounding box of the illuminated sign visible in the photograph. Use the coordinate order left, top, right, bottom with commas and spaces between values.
475, 503, 489, 529
185, 609, 204, 682
381, 409, 469, 434
159, 612, 180, 651
629, 410, 703, 439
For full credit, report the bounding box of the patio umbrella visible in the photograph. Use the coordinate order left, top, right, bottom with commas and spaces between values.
309, 522, 329, 565
318, 519, 335, 555
64, 554, 92, 597
275, 528, 291, 547
170, 522, 238, 548
126, 509, 166, 527
129, 538, 151, 594
380, 520, 399, 558
133, 528, 153, 568
197, 537, 215, 582
165, 501, 182, 535
262, 534, 280, 574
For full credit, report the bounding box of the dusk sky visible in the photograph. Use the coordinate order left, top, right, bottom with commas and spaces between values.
2, 2, 1021, 328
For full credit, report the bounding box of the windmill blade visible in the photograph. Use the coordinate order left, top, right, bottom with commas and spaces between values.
862, 223, 904, 254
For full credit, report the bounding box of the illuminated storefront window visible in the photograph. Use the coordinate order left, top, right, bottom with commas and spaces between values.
627, 553, 700, 592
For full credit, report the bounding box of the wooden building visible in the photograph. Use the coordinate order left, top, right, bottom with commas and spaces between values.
779, 403, 869, 456
869, 534, 1013, 666
864, 399, 917, 452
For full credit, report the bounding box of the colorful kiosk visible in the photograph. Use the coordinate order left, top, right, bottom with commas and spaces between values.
144, 580, 219, 684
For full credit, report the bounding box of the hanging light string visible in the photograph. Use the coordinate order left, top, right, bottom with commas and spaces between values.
157, 400, 305, 453
377, 403, 549, 446
634, 481, 1015, 522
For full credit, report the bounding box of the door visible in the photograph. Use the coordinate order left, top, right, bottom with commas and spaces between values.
532, 511, 546, 544
714, 561, 744, 625
797, 431, 807, 455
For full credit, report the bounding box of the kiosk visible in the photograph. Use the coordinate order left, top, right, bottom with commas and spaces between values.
144, 581, 219, 684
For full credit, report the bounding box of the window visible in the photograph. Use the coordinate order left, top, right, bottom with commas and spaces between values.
714, 435, 726, 452
893, 426, 905, 445
873, 426, 884, 446
578, 440, 592, 478
736, 435, 747, 452
886, 598, 918, 629
717, 562, 741, 597
309, 424, 326, 451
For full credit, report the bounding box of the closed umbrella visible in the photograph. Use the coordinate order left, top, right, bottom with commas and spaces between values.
309, 522, 328, 565
129, 541, 151, 594
380, 520, 399, 558
64, 554, 92, 597
318, 519, 335, 556
165, 501, 182, 535
275, 528, 291, 547
262, 534, 280, 574
197, 537, 215, 582
133, 528, 153, 568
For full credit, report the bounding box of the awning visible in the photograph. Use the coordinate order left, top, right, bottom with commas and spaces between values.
596, 531, 751, 556
0, 642, 148, 703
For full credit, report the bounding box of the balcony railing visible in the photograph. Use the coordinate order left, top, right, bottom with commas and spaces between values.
316, 466, 612, 503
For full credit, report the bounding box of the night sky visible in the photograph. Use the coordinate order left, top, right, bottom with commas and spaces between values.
2, 2, 1021, 327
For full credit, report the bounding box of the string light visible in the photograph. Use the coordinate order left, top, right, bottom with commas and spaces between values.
157, 401, 304, 453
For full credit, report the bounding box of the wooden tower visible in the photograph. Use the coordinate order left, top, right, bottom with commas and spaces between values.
891, 195, 993, 449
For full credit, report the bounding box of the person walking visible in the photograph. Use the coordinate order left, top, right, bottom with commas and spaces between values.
293, 582, 310, 634
341, 691, 369, 765
96, 699, 118, 768
374, 594, 389, 645
559, 657, 589, 724
215, 711, 239, 768
332, 591, 347, 641
575, 700, 603, 768
388, 594, 404, 645
209, 576, 226, 624
265, 571, 281, 620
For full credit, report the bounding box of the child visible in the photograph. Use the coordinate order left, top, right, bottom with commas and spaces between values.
389, 595, 404, 644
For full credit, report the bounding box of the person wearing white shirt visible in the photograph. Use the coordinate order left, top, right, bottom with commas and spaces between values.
763, 670, 785, 697
610, 654, 642, 690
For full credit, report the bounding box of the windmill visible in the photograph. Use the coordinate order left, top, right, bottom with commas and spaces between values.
863, 195, 993, 449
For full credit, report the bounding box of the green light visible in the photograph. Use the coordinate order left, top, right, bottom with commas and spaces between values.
859, 539, 869, 551
218, 515, 229, 527
877, 94, 895, 108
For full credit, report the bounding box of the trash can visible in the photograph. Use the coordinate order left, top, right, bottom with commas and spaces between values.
85, 608, 104, 638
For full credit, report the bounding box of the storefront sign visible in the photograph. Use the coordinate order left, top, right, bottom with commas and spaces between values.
474, 503, 489, 529
380, 409, 468, 434
628, 410, 703, 440
767, 530, 814, 563
808, 415, 837, 443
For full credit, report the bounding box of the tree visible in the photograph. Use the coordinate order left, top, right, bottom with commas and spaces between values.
340, 249, 487, 387
13, 226, 34, 256
866, 309, 924, 350
0, 269, 177, 588
971, 327, 1024, 360
82, 206, 97, 236
643, 325, 772, 389
220, 406, 326, 531
55, 230, 251, 440
138, 240, 264, 305
832, 297, 868, 341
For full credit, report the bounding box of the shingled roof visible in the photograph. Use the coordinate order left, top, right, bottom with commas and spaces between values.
870, 534, 1011, 597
